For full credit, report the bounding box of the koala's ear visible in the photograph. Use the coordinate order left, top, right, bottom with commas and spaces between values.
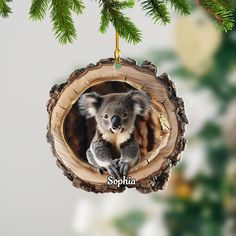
128, 90, 151, 116
78, 92, 103, 118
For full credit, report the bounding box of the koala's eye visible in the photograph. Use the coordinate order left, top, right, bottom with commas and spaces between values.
104, 114, 109, 120
123, 112, 128, 119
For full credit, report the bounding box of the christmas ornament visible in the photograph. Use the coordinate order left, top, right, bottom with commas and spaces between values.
47, 58, 188, 193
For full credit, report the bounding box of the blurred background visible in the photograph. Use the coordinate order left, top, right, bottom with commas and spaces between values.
0, 1, 235, 236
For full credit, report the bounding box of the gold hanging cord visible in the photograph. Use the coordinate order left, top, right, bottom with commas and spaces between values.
114, 31, 121, 63
114, 0, 121, 64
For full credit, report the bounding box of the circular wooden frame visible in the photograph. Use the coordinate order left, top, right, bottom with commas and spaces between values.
47, 58, 188, 193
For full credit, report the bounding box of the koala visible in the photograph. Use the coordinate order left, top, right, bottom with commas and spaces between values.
78, 90, 151, 179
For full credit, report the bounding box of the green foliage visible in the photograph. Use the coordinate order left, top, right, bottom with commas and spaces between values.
70, 0, 85, 15
50, 0, 77, 44
0, 0, 235, 44
199, 122, 221, 141
113, 210, 146, 234
140, 0, 170, 24
217, 0, 236, 10
198, 0, 234, 32
119, 0, 135, 9
168, 0, 190, 15
30, 0, 49, 20
100, 7, 110, 33
29, 0, 85, 44
165, 198, 224, 236
0, 0, 12, 17
98, 0, 142, 44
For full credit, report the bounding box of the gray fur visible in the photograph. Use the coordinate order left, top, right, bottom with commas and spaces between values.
78, 90, 151, 178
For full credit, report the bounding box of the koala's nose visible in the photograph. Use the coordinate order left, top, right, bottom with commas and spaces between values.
111, 115, 121, 129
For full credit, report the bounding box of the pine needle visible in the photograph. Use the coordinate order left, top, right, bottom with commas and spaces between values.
198, 0, 234, 32
140, 0, 170, 24
98, 0, 142, 44
112, 11, 142, 44
50, 0, 77, 44
70, 0, 85, 15
167, 0, 190, 15
0, 0, 12, 18
30, 0, 49, 20
100, 8, 110, 33
1, 0, 235, 44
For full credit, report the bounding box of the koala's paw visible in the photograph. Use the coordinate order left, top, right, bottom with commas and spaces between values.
118, 160, 129, 177
107, 161, 121, 179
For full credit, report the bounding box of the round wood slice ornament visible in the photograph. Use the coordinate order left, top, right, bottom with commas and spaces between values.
46, 58, 188, 193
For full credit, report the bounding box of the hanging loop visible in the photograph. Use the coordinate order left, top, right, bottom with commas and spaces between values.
114, 30, 121, 64
113, 0, 122, 69
114, 48, 121, 63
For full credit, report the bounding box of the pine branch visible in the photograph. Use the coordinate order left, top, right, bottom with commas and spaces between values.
98, 0, 141, 44
139, 0, 170, 24
100, 8, 110, 33
112, 11, 142, 44
167, 0, 190, 15
1, 0, 235, 44
0, 0, 12, 17
216, 0, 236, 10
197, 0, 234, 32
30, 0, 84, 44
119, 0, 135, 9
50, 0, 77, 44
70, 0, 85, 15
30, 0, 49, 20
